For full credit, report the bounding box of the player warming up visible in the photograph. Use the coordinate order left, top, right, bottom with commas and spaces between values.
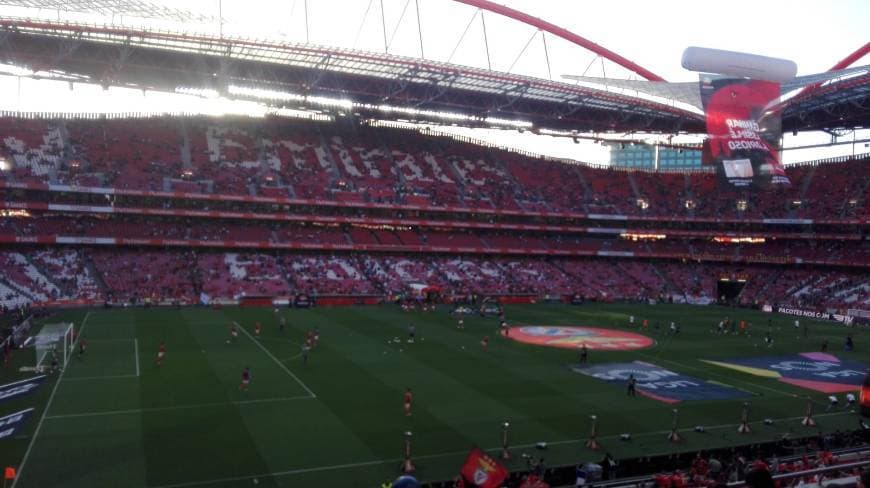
77, 337, 88, 360
763, 331, 773, 348
239, 366, 251, 392
404, 388, 413, 417
254, 321, 262, 338
627, 374, 637, 397
156, 341, 166, 367
227, 322, 240, 344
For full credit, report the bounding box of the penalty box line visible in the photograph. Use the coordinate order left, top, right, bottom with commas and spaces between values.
63, 374, 138, 382
148, 410, 856, 488
43, 395, 314, 420
237, 324, 316, 399
12, 311, 91, 488
70, 336, 141, 379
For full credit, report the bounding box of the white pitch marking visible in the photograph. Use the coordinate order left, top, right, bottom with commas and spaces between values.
237, 324, 316, 398
13, 311, 91, 488
64, 374, 138, 382
134, 338, 140, 377
147, 410, 855, 488
44, 395, 314, 420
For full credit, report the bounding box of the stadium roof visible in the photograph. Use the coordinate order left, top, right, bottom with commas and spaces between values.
0, 0, 218, 22
0, 8, 866, 134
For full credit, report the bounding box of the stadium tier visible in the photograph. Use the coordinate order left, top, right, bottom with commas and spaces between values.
0, 250, 867, 311
0, 116, 868, 313
0, 116, 867, 219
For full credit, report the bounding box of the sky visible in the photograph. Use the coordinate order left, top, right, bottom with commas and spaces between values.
0, 0, 867, 164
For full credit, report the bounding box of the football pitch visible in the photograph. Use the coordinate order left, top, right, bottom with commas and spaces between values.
1, 303, 867, 487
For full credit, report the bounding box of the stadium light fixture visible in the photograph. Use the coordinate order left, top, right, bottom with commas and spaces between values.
373, 104, 472, 122
225, 87, 530, 129
0, 64, 33, 77
271, 107, 333, 121
484, 116, 533, 129
0, 157, 9, 171
227, 85, 305, 102
175, 87, 220, 98
306, 95, 353, 110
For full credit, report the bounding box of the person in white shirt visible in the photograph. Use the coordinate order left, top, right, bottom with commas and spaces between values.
846, 393, 857, 410
826, 395, 839, 412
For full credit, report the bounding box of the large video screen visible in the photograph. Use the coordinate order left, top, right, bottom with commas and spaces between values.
699, 75, 790, 188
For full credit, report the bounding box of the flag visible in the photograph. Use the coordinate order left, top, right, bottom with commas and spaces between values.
460, 448, 508, 488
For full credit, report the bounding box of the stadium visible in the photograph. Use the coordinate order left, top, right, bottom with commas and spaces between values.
0, 0, 868, 487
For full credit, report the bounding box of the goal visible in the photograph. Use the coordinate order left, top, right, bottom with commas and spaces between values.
34, 323, 74, 373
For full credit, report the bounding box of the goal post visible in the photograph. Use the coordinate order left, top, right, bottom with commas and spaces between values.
34, 323, 74, 373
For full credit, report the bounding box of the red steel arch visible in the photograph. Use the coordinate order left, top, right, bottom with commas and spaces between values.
452, 0, 666, 81
828, 42, 870, 70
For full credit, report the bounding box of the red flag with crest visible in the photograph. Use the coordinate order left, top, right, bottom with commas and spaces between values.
460, 447, 508, 488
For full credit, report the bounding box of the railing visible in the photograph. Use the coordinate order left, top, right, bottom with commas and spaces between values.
786, 152, 870, 168
731, 459, 870, 487
548, 448, 870, 488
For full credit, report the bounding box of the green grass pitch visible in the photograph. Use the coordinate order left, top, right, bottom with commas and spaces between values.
0, 303, 866, 487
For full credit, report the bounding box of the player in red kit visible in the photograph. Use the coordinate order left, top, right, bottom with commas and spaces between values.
156, 341, 166, 367
499, 320, 509, 337
239, 366, 251, 391
254, 321, 262, 338
227, 323, 239, 344
404, 388, 413, 417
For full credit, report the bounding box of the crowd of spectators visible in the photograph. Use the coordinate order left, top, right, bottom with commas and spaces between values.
0, 249, 866, 312
420, 429, 870, 488
5, 214, 868, 270
1, 116, 866, 219
0, 116, 867, 312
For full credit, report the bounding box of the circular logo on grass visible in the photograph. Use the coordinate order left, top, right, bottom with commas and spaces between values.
510, 326, 654, 351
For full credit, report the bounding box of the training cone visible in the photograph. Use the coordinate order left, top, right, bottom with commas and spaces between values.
801, 399, 816, 427
585, 416, 600, 450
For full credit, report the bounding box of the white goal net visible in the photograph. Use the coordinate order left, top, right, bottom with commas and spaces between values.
35, 323, 74, 372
